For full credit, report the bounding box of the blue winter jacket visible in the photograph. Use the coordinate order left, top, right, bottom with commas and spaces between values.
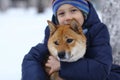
22, 2, 120, 80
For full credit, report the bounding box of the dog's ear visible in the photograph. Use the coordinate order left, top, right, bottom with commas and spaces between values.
70, 19, 83, 34
47, 20, 57, 36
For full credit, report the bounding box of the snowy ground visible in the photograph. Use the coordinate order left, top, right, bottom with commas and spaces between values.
0, 7, 52, 80
0, 7, 101, 80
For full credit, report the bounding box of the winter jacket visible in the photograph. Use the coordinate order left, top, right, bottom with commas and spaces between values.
22, 1, 120, 80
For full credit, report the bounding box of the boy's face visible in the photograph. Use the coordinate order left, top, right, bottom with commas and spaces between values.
57, 4, 84, 26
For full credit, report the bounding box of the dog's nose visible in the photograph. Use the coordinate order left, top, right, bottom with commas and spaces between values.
58, 52, 65, 59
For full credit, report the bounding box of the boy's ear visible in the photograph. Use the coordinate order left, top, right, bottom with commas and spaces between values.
70, 19, 83, 34
47, 20, 57, 36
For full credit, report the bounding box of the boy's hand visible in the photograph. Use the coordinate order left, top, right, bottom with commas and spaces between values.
45, 56, 60, 75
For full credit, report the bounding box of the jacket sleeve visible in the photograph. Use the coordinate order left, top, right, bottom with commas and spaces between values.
22, 43, 49, 80
59, 23, 113, 80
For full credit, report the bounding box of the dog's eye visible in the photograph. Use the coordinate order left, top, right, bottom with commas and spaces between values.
54, 41, 59, 45
66, 39, 73, 43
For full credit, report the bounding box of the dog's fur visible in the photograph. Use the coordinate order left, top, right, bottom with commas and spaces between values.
46, 19, 86, 80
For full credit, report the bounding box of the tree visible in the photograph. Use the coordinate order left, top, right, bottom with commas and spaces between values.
101, 0, 120, 65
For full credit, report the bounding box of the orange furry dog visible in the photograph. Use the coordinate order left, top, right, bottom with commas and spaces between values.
46, 19, 86, 80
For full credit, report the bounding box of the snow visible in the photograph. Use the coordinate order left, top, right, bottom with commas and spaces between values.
0, 7, 101, 80
0, 7, 52, 80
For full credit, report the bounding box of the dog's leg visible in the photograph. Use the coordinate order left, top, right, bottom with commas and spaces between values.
50, 72, 64, 80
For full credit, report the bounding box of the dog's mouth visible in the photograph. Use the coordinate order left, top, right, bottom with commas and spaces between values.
57, 53, 73, 62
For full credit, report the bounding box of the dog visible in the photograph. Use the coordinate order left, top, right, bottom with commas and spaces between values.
46, 19, 86, 80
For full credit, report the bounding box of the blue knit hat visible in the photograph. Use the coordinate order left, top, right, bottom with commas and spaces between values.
52, 0, 89, 19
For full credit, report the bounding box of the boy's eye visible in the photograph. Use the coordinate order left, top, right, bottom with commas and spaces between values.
57, 12, 65, 16
71, 9, 78, 13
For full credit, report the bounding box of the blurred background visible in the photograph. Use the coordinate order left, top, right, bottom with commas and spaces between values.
0, 0, 51, 13
0, 0, 120, 80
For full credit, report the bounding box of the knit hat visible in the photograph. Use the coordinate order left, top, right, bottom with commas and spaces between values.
52, 0, 89, 19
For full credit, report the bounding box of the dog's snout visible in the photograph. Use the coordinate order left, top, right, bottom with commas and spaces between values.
58, 52, 65, 59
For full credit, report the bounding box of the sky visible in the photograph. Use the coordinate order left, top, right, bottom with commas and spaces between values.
0, 7, 52, 80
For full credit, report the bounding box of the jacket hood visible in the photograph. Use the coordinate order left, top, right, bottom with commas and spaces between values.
84, 1, 101, 28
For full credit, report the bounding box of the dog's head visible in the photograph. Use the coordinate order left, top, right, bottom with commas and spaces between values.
47, 19, 86, 62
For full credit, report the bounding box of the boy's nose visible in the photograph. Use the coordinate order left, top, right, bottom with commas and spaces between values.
64, 14, 72, 24
58, 52, 65, 59
64, 19, 71, 24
